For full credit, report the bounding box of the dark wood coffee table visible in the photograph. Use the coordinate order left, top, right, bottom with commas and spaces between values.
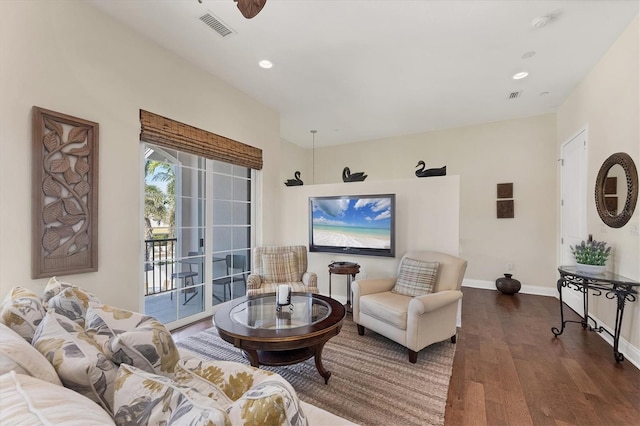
214, 293, 346, 384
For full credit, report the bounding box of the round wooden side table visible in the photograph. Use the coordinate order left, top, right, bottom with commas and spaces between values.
328, 262, 360, 312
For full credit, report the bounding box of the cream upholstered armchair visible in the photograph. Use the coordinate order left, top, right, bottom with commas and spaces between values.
246, 246, 319, 296
352, 251, 467, 363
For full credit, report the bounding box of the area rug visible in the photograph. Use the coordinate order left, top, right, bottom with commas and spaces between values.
176, 317, 456, 426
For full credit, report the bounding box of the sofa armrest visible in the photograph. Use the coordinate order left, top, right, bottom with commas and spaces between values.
247, 274, 262, 291
352, 278, 396, 297
409, 290, 462, 315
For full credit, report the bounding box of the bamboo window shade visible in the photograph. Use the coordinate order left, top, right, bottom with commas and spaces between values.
140, 110, 263, 170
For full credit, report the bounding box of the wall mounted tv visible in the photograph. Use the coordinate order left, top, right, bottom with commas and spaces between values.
309, 194, 396, 258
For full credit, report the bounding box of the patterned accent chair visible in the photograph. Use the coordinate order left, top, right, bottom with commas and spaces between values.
247, 246, 318, 296
352, 251, 467, 363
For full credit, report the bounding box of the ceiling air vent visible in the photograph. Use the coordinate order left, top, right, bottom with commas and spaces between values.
507, 90, 522, 99
199, 12, 235, 38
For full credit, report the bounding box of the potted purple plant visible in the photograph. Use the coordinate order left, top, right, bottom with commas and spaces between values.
570, 237, 611, 274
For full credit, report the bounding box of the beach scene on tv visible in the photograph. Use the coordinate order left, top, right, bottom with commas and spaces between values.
311, 197, 392, 249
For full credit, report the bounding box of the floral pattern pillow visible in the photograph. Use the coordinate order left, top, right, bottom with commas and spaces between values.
42, 276, 75, 307
85, 303, 179, 376
31, 310, 117, 414
0, 287, 45, 343
46, 286, 101, 327
174, 359, 308, 426
113, 363, 231, 426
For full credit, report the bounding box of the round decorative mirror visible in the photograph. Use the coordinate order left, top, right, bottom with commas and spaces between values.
595, 152, 638, 228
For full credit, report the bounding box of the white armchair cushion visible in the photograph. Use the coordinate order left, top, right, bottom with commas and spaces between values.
392, 258, 439, 297
360, 292, 410, 330
262, 252, 300, 283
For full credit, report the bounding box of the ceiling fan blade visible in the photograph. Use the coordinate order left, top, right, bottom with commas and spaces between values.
234, 0, 267, 19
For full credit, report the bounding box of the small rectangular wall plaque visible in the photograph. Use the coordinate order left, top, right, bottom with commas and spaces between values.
32, 106, 99, 278
497, 200, 514, 219
497, 183, 513, 199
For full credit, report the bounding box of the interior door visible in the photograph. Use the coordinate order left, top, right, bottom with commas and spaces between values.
560, 129, 588, 310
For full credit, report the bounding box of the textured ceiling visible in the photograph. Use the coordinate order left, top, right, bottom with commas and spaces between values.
90, 0, 638, 147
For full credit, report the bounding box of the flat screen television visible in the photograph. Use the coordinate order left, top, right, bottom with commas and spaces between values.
309, 194, 396, 257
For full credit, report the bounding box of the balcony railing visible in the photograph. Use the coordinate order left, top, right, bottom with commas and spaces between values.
144, 238, 178, 296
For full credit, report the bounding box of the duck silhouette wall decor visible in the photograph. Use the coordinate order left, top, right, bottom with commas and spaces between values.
342, 167, 367, 182
415, 161, 446, 178
284, 171, 304, 186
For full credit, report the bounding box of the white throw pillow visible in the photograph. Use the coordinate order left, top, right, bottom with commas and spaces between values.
0, 323, 62, 386
0, 371, 114, 425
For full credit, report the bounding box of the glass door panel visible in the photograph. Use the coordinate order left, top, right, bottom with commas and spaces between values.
144, 144, 254, 325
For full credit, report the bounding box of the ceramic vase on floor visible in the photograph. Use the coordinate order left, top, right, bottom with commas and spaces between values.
496, 273, 521, 295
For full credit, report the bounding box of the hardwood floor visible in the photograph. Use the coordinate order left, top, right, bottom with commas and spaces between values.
171, 287, 640, 425
446, 287, 640, 426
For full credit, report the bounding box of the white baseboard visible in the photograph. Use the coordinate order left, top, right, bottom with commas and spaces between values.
462, 278, 640, 369
462, 278, 557, 297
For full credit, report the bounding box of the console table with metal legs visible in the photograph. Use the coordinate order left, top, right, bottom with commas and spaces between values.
551, 266, 639, 363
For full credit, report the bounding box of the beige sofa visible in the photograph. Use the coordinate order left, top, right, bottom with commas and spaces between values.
0, 280, 354, 425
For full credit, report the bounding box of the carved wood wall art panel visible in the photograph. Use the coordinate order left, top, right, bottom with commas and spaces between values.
32, 107, 99, 278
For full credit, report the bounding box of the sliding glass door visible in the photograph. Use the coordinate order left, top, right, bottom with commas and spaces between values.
143, 143, 254, 328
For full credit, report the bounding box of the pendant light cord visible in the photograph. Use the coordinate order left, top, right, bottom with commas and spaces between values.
311, 130, 317, 184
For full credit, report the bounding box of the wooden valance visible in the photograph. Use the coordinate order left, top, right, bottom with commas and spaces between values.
140, 110, 263, 170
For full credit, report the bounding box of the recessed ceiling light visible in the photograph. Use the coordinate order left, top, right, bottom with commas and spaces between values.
258, 60, 273, 69
513, 72, 529, 80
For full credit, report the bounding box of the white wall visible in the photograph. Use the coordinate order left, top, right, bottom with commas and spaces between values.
278, 177, 460, 301
0, 1, 281, 311
557, 16, 639, 350
286, 114, 558, 294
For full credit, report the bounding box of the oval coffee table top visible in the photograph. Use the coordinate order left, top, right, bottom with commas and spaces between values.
214, 292, 345, 341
